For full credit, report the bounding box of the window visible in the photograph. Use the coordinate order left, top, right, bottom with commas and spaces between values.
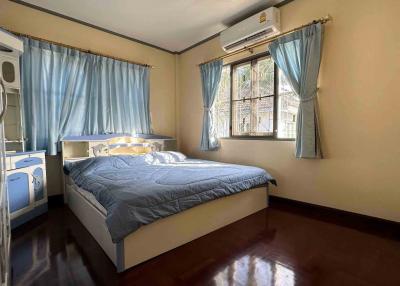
277, 70, 299, 139
232, 56, 275, 136
212, 66, 231, 138
211, 53, 299, 140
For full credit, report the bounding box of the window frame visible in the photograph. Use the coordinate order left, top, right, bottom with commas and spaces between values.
224, 52, 295, 141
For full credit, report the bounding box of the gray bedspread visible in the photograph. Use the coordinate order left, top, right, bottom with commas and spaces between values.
65, 152, 275, 243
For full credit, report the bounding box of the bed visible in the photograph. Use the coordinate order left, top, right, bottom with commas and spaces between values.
61, 135, 275, 272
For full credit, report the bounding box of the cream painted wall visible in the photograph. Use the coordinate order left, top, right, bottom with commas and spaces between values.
178, 0, 400, 222
0, 0, 177, 195
1, 0, 399, 221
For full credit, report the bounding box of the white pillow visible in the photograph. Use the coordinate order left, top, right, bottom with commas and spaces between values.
148, 151, 186, 164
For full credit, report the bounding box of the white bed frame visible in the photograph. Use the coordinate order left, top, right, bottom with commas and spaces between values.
61, 135, 269, 272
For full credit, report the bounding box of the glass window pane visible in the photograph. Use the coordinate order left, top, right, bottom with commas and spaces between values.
233, 63, 251, 100
251, 97, 274, 136
212, 66, 231, 138
255, 57, 274, 98
277, 70, 299, 139
212, 101, 230, 138
217, 66, 231, 103
232, 100, 251, 136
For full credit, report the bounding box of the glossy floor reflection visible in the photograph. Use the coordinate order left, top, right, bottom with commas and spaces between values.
11, 202, 400, 286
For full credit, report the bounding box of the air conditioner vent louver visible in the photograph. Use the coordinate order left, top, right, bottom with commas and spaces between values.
224, 28, 273, 51
220, 7, 281, 53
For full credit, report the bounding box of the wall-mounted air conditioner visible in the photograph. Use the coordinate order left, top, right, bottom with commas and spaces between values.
0, 29, 23, 90
220, 7, 281, 53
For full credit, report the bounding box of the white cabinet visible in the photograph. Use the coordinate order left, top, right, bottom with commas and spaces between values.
1, 41, 25, 152
1, 26, 24, 286
6, 151, 47, 229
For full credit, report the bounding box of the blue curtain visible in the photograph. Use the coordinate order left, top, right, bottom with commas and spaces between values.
269, 23, 323, 158
199, 60, 223, 151
21, 38, 150, 155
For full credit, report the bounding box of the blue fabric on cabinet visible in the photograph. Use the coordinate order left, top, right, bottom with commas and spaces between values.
21, 38, 150, 155
268, 23, 323, 158
199, 60, 223, 151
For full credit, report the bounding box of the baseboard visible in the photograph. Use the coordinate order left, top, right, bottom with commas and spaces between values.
48, 194, 64, 208
48, 194, 399, 240
269, 195, 400, 240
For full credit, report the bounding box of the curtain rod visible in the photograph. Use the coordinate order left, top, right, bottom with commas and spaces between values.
2, 28, 154, 68
199, 15, 332, 66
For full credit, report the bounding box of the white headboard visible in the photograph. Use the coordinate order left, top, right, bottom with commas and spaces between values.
61, 134, 177, 165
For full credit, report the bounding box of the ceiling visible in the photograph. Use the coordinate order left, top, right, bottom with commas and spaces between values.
17, 0, 290, 53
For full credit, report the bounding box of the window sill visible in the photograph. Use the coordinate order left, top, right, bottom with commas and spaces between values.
219, 137, 295, 142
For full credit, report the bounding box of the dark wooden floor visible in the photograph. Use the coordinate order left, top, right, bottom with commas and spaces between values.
11, 201, 400, 286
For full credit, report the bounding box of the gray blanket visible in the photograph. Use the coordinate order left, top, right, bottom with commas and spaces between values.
65, 152, 275, 242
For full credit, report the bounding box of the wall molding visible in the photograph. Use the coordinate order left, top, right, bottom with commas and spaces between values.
177, 0, 295, 54
9, 0, 295, 55
48, 193, 400, 240
9, 0, 176, 54
269, 196, 400, 240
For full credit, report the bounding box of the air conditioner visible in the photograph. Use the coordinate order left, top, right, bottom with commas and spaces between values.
0, 29, 23, 90
220, 7, 280, 53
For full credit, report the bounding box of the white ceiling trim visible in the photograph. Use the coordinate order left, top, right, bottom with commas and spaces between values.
10, 0, 293, 54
